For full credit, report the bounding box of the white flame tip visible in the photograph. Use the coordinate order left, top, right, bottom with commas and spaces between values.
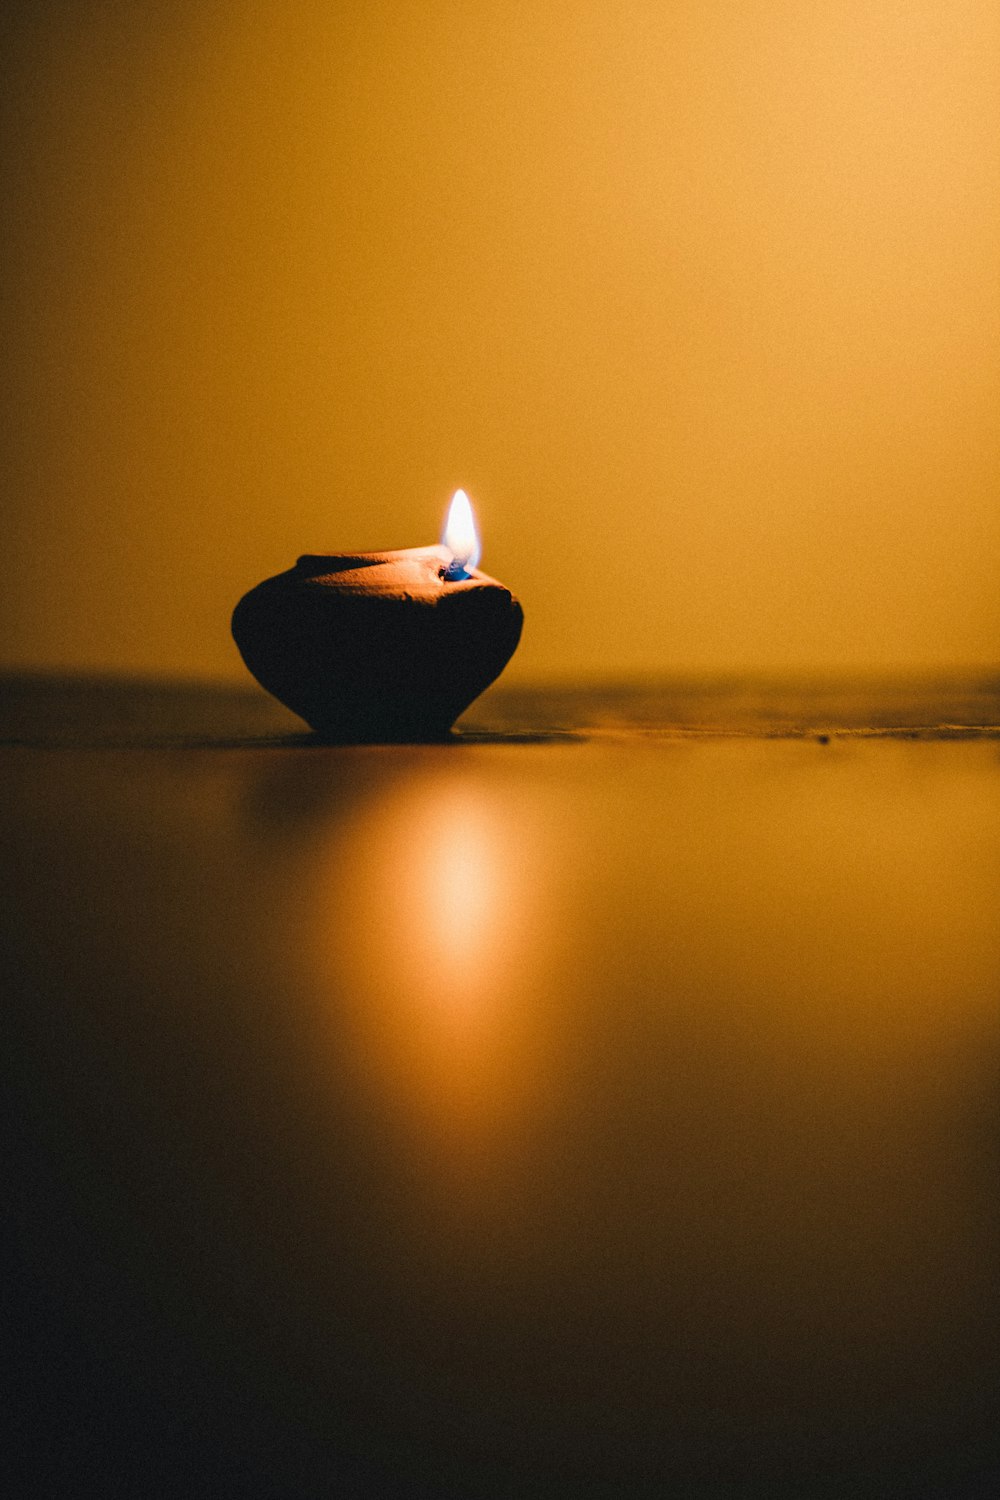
442, 488, 481, 573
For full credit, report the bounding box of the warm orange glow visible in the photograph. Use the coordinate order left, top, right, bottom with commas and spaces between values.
307, 772, 561, 1180
419, 818, 495, 978
3, 3, 998, 678
442, 489, 481, 574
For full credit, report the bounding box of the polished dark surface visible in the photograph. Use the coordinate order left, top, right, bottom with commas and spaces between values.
3, 676, 999, 1497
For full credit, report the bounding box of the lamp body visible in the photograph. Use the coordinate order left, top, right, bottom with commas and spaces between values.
232, 546, 523, 740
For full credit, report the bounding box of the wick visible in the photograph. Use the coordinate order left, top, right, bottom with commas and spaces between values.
442, 558, 472, 582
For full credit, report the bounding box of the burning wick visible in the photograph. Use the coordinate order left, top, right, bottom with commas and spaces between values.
442, 488, 481, 579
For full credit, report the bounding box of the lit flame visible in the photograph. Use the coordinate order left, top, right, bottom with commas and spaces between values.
442, 488, 481, 573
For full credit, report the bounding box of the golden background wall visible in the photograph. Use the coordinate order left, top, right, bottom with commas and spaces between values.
3, 0, 998, 682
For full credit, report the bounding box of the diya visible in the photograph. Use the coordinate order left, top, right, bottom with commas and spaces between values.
232, 490, 523, 740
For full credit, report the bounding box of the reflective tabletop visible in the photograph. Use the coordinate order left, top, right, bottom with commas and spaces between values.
3, 677, 998, 1497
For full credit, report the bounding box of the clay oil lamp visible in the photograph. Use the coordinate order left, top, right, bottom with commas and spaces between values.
232, 490, 523, 740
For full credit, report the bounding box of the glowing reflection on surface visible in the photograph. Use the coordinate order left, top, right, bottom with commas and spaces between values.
311, 771, 558, 1169
258, 736, 1000, 1478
